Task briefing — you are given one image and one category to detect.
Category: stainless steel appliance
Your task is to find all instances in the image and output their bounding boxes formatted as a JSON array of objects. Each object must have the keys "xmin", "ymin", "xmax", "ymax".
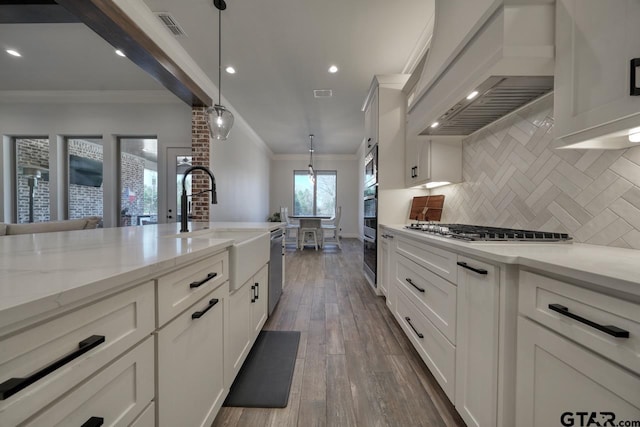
[
  {"xmin": 405, "ymin": 223, "xmax": 572, "ymax": 242},
  {"xmin": 268, "ymin": 228, "xmax": 284, "ymax": 315},
  {"xmin": 363, "ymin": 146, "xmax": 378, "ymax": 284}
]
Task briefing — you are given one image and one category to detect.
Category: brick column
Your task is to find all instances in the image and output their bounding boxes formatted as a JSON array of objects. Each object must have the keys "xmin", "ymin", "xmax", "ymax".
[{"xmin": 191, "ymin": 106, "xmax": 211, "ymax": 222}]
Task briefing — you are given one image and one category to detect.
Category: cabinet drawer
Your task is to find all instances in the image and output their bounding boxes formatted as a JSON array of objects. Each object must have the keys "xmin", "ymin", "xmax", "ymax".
[
  {"xmin": 516, "ymin": 317, "xmax": 640, "ymax": 427},
  {"xmin": 396, "ymin": 235, "xmax": 457, "ymax": 283},
  {"xmin": 519, "ymin": 270, "xmax": 640, "ymax": 374},
  {"xmin": 395, "ymin": 289, "xmax": 456, "ymax": 400},
  {"xmin": 0, "ymin": 282, "xmax": 154, "ymax": 426},
  {"xmin": 157, "ymin": 250, "xmax": 228, "ymax": 327},
  {"xmin": 395, "ymin": 253, "xmax": 457, "ymax": 343},
  {"xmin": 157, "ymin": 285, "xmax": 226, "ymax": 427},
  {"xmin": 24, "ymin": 336, "xmax": 154, "ymax": 427}
]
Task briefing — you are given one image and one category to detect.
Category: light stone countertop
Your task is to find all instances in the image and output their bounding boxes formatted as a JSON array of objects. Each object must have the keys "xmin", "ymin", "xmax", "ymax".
[
  {"xmin": 0, "ymin": 222, "xmax": 284, "ymax": 328},
  {"xmin": 383, "ymin": 224, "xmax": 640, "ymax": 299}
]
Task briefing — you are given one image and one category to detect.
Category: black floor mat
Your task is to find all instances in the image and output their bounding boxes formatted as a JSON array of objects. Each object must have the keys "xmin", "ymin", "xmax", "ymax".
[{"xmin": 223, "ymin": 330, "xmax": 300, "ymax": 408}]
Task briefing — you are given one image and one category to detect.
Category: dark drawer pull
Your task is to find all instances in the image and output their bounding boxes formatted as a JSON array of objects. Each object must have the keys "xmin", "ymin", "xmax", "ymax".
[
  {"xmin": 405, "ymin": 317, "xmax": 424, "ymax": 339},
  {"xmin": 251, "ymin": 285, "xmax": 256, "ymax": 303},
  {"xmin": 192, "ymin": 298, "xmax": 219, "ymax": 319},
  {"xmin": 81, "ymin": 417, "xmax": 104, "ymax": 427},
  {"xmin": 631, "ymin": 58, "xmax": 640, "ymax": 96},
  {"xmin": 405, "ymin": 278, "xmax": 425, "ymax": 293},
  {"xmin": 0, "ymin": 335, "xmax": 106, "ymax": 401},
  {"xmin": 457, "ymin": 261, "xmax": 488, "ymax": 275},
  {"xmin": 548, "ymin": 304, "xmax": 629, "ymax": 338},
  {"xmin": 190, "ymin": 272, "xmax": 218, "ymax": 288},
  {"xmin": 255, "ymin": 283, "xmax": 259, "ymax": 300}
]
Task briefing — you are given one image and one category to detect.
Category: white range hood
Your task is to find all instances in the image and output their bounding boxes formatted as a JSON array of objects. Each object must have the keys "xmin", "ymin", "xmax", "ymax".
[{"xmin": 406, "ymin": 0, "xmax": 555, "ymax": 138}]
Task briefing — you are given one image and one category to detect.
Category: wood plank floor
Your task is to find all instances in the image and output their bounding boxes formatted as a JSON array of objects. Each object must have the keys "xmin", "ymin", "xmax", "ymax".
[{"xmin": 212, "ymin": 239, "xmax": 466, "ymax": 427}]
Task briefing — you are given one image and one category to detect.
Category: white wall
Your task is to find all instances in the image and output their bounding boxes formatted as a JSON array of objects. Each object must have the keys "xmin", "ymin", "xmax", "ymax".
[
  {"xmin": 0, "ymin": 97, "xmax": 192, "ymax": 227},
  {"xmin": 270, "ymin": 154, "xmax": 360, "ymax": 238},
  {"xmin": 210, "ymin": 114, "xmax": 272, "ymax": 222}
]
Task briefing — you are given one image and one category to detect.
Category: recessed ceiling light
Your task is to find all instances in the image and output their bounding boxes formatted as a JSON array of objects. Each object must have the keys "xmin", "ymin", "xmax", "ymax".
[
  {"xmin": 225, "ymin": 66, "xmax": 236, "ymax": 74},
  {"xmin": 6, "ymin": 49, "xmax": 21, "ymax": 57},
  {"xmin": 115, "ymin": 49, "xmax": 126, "ymax": 57},
  {"xmin": 328, "ymin": 65, "xmax": 338, "ymax": 73},
  {"xmin": 466, "ymin": 90, "xmax": 479, "ymax": 100},
  {"xmin": 430, "ymin": 122, "xmax": 439, "ymax": 128}
]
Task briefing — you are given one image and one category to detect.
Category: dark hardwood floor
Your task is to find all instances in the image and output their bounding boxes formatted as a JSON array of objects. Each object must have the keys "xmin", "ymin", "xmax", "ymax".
[{"xmin": 212, "ymin": 239, "xmax": 466, "ymax": 427}]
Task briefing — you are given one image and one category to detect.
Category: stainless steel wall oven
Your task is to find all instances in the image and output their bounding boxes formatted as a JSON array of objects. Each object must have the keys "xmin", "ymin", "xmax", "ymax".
[{"xmin": 363, "ymin": 145, "xmax": 377, "ymax": 285}]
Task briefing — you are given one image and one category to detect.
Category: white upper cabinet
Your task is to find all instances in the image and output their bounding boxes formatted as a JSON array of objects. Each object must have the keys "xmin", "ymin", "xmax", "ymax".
[
  {"xmin": 554, "ymin": 0, "xmax": 640, "ymax": 149},
  {"xmin": 405, "ymin": 136, "xmax": 462, "ymax": 188}
]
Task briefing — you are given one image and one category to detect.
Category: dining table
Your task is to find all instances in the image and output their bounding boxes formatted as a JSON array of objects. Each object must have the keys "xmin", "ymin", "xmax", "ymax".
[{"xmin": 288, "ymin": 215, "xmax": 331, "ymax": 249}]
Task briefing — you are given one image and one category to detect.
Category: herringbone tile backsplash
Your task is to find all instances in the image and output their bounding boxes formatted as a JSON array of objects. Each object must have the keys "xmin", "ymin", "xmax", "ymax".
[{"xmin": 435, "ymin": 98, "xmax": 640, "ymax": 248}]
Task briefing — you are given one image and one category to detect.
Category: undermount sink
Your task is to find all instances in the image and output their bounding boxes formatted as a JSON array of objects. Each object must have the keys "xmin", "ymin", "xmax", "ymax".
[{"xmin": 165, "ymin": 229, "xmax": 270, "ymax": 291}]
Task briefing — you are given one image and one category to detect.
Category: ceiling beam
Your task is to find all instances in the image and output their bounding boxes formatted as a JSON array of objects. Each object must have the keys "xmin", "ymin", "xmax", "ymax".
[
  {"xmin": 55, "ymin": 0, "xmax": 212, "ymax": 107},
  {"xmin": 0, "ymin": 2, "xmax": 81, "ymax": 23}
]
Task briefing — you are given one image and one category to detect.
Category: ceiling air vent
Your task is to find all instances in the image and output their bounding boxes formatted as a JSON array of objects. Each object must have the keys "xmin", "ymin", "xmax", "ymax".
[
  {"xmin": 155, "ymin": 12, "xmax": 187, "ymax": 37},
  {"xmin": 314, "ymin": 89, "xmax": 333, "ymax": 98}
]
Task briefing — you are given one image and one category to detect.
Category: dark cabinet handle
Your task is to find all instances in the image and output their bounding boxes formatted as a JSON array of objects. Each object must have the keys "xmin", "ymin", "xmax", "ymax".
[
  {"xmin": 631, "ymin": 58, "xmax": 640, "ymax": 96},
  {"xmin": 0, "ymin": 335, "xmax": 106, "ymax": 401},
  {"xmin": 255, "ymin": 283, "xmax": 259, "ymax": 300},
  {"xmin": 405, "ymin": 317, "xmax": 424, "ymax": 338},
  {"xmin": 81, "ymin": 417, "xmax": 104, "ymax": 427},
  {"xmin": 191, "ymin": 298, "xmax": 219, "ymax": 319},
  {"xmin": 190, "ymin": 272, "xmax": 218, "ymax": 288},
  {"xmin": 457, "ymin": 261, "xmax": 488, "ymax": 275},
  {"xmin": 548, "ymin": 304, "xmax": 629, "ymax": 338},
  {"xmin": 405, "ymin": 278, "xmax": 425, "ymax": 293},
  {"xmin": 251, "ymin": 285, "xmax": 256, "ymax": 303}
]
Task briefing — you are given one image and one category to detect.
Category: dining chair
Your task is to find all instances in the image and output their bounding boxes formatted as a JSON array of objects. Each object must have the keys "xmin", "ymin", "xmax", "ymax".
[
  {"xmin": 298, "ymin": 218, "xmax": 320, "ymax": 250},
  {"xmin": 321, "ymin": 206, "xmax": 342, "ymax": 249},
  {"xmin": 280, "ymin": 207, "xmax": 299, "ymax": 246}
]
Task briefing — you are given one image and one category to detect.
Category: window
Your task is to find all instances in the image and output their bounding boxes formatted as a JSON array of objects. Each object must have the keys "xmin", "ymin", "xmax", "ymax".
[
  {"xmin": 67, "ymin": 138, "xmax": 104, "ymax": 220},
  {"xmin": 119, "ymin": 138, "xmax": 158, "ymax": 226},
  {"xmin": 16, "ymin": 138, "xmax": 50, "ymax": 223},
  {"xmin": 293, "ymin": 170, "xmax": 336, "ymax": 216}
]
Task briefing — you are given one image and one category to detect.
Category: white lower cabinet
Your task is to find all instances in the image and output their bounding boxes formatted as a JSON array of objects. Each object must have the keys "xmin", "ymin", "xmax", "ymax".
[
  {"xmin": 130, "ymin": 402, "xmax": 155, "ymax": 427},
  {"xmin": 157, "ymin": 284, "xmax": 226, "ymax": 427},
  {"xmin": 455, "ymin": 256, "xmax": 500, "ymax": 427},
  {"xmin": 24, "ymin": 336, "xmax": 154, "ymax": 427},
  {"xmin": 516, "ymin": 317, "xmax": 640, "ymax": 427},
  {"xmin": 226, "ymin": 264, "xmax": 269, "ymax": 387}
]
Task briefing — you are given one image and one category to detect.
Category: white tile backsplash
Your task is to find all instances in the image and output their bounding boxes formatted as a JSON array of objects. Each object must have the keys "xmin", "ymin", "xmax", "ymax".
[{"xmin": 434, "ymin": 98, "xmax": 640, "ymax": 248}]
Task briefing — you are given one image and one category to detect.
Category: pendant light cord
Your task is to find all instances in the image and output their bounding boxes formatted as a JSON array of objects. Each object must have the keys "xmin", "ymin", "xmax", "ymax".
[{"xmin": 218, "ymin": 6, "xmax": 222, "ymax": 106}]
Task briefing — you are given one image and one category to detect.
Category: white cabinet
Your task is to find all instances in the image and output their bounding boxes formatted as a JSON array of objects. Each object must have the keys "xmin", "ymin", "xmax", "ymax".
[
  {"xmin": 24, "ymin": 336, "xmax": 155, "ymax": 427},
  {"xmin": 225, "ymin": 263, "xmax": 269, "ymax": 387},
  {"xmin": 157, "ymin": 284, "xmax": 226, "ymax": 427},
  {"xmin": 554, "ymin": 0, "xmax": 640, "ymax": 149},
  {"xmin": 516, "ymin": 317, "xmax": 640, "ymax": 427},
  {"xmin": 455, "ymin": 256, "xmax": 499, "ymax": 427},
  {"xmin": 405, "ymin": 136, "xmax": 462, "ymax": 188},
  {"xmin": 364, "ymin": 86, "xmax": 379, "ymax": 149},
  {"xmin": 378, "ymin": 230, "xmax": 393, "ymax": 299},
  {"xmin": 516, "ymin": 269, "xmax": 640, "ymax": 427}
]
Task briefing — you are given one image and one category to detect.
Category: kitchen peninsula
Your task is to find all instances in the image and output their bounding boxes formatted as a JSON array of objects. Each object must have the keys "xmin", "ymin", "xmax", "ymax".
[{"xmin": 0, "ymin": 222, "xmax": 283, "ymax": 427}]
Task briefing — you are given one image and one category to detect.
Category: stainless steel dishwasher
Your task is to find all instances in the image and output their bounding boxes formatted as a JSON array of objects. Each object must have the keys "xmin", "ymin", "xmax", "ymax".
[{"xmin": 268, "ymin": 228, "xmax": 284, "ymax": 316}]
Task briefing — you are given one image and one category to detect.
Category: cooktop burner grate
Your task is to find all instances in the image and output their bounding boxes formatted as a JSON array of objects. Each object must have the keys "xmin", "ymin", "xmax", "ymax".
[{"xmin": 405, "ymin": 223, "xmax": 572, "ymax": 242}]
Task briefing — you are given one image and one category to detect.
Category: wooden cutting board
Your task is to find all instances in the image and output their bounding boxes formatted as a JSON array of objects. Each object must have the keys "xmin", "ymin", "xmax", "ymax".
[{"xmin": 409, "ymin": 195, "xmax": 445, "ymax": 221}]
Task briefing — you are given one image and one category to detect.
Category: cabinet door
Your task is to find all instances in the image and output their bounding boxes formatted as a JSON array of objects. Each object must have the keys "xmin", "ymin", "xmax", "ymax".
[
  {"xmin": 225, "ymin": 280, "xmax": 253, "ymax": 387},
  {"xmin": 516, "ymin": 317, "xmax": 640, "ymax": 427},
  {"xmin": 157, "ymin": 285, "xmax": 226, "ymax": 427},
  {"xmin": 455, "ymin": 256, "xmax": 499, "ymax": 427},
  {"xmin": 405, "ymin": 135, "xmax": 418, "ymax": 187},
  {"xmin": 378, "ymin": 235, "xmax": 390, "ymax": 297},
  {"xmin": 251, "ymin": 264, "xmax": 269, "ymax": 338},
  {"xmin": 369, "ymin": 88, "xmax": 379, "ymax": 146},
  {"xmin": 554, "ymin": 0, "xmax": 640, "ymax": 146}
]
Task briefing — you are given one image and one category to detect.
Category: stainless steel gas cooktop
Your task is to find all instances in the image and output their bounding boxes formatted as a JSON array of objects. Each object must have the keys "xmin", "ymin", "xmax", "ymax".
[{"xmin": 405, "ymin": 223, "xmax": 572, "ymax": 242}]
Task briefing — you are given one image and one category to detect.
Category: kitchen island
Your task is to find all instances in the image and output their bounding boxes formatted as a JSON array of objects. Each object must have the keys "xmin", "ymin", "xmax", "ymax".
[
  {"xmin": 0, "ymin": 221, "xmax": 283, "ymax": 427},
  {"xmin": 379, "ymin": 224, "xmax": 640, "ymax": 427}
]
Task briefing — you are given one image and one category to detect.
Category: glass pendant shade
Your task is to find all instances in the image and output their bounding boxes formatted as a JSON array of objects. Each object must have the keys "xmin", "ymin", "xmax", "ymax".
[{"xmin": 206, "ymin": 104, "xmax": 234, "ymax": 140}]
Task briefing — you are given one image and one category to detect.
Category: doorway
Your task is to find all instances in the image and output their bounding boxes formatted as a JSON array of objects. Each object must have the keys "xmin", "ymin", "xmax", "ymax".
[{"xmin": 167, "ymin": 147, "xmax": 193, "ymax": 224}]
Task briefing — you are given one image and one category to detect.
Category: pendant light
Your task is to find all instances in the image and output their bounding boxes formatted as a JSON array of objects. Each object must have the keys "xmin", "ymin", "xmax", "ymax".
[
  {"xmin": 206, "ymin": 0, "xmax": 234, "ymax": 140},
  {"xmin": 308, "ymin": 134, "xmax": 315, "ymax": 183}
]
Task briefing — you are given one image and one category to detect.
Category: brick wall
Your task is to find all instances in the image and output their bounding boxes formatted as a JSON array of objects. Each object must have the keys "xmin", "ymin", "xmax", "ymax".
[
  {"xmin": 16, "ymin": 139, "xmax": 50, "ymax": 223},
  {"xmin": 120, "ymin": 153, "xmax": 146, "ymax": 226},
  {"xmin": 191, "ymin": 107, "xmax": 211, "ymax": 222}
]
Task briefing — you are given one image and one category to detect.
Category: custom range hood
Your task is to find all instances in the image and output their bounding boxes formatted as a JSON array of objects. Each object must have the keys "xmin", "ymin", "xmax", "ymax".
[{"xmin": 406, "ymin": 0, "xmax": 555, "ymax": 138}]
